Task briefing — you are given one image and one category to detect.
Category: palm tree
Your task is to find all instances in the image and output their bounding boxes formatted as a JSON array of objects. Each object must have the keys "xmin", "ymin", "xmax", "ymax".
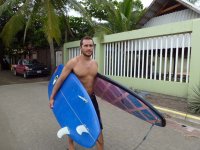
[
  {"xmin": 93, "ymin": 0, "xmax": 146, "ymax": 41},
  {"xmin": 0, "ymin": 0, "xmax": 94, "ymax": 73}
]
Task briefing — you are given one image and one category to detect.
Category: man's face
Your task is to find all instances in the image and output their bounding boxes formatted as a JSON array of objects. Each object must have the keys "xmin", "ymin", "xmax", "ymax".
[{"xmin": 79, "ymin": 39, "xmax": 94, "ymax": 57}]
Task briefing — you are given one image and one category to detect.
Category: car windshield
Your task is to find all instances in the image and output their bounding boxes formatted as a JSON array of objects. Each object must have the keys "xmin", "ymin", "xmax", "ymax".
[{"xmin": 23, "ymin": 59, "xmax": 41, "ymax": 65}]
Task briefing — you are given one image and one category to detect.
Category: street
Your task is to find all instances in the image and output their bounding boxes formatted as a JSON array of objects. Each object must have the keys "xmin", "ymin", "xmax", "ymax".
[{"xmin": 0, "ymin": 80, "xmax": 200, "ymax": 150}]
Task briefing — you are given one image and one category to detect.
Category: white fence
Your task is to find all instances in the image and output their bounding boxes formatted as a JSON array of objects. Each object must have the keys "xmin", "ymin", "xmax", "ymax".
[
  {"xmin": 104, "ymin": 33, "xmax": 191, "ymax": 83},
  {"xmin": 68, "ymin": 45, "xmax": 96, "ymax": 60}
]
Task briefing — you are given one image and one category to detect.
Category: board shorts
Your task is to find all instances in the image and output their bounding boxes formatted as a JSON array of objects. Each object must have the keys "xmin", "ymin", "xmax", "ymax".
[{"xmin": 90, "ymin": 93, "xmax": 103, "ymax": 130}]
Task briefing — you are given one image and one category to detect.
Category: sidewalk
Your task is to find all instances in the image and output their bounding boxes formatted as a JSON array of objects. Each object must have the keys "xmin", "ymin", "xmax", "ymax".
[{"xmin": 0, "ymin": 82, "xmax": 200, "ymax": 150}]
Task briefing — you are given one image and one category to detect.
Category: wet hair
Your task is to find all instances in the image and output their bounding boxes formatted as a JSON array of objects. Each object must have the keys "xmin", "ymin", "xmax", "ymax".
[{"xmin": 80, "ymin": 36, "xmax": 94, "ymax": 46}]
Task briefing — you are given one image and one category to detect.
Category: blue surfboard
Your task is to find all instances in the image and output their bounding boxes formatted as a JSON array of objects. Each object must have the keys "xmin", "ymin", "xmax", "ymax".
[{"xmin": 48, "ymin": 65, "xmax": 101, "ymax": 148}]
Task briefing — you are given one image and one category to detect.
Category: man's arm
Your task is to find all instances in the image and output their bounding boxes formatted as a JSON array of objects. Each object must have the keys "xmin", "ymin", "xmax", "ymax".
[{"xmin": 49, "ymin": 59, "xmax": 76, "ymax": 109}]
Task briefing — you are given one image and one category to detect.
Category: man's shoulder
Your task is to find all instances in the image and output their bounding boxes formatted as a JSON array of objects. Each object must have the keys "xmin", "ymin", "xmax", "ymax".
[
  {"xmin": 69, "ymin": 56, "xmax": 79, "ymax": 63},
  {"xmin": 65, "ymin": 57, "xmax": 79, "ymax": 68},
  {"xmin": 92, "ymin": 59, "xmax": 98, "ymax": 64}
]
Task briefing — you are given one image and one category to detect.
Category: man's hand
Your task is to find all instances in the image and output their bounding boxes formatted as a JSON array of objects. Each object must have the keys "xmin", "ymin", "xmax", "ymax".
[{"xmin": 49, "ymin": 98, "xmax": 54, "ymax": 109}]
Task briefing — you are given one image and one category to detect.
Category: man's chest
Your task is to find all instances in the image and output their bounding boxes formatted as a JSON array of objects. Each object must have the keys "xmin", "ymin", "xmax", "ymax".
[{"xmin": 73, "ymin": 63, "xmax": 98, "ymax": 78}]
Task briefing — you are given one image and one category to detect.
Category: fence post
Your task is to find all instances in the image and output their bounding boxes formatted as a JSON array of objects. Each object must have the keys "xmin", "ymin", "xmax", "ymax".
[
  {"xmin": 188, "ymin": 19, "xmax": 200, "ymax": 101},
  {"xmin": 94, "ymin": 38, "xmax": 104, "ymax": 74},
  {"xmin": 63, "ymin": 43, "xmax": 69, "ymax": 65}
]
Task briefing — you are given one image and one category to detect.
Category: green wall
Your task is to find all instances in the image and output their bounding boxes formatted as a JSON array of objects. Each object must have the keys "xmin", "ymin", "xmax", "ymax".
[{"xmin": 63, "ymin": 19, "xmax": 200, "ymax": 98}]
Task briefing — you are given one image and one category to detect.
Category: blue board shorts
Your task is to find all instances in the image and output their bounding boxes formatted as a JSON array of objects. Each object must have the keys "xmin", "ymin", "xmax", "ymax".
[{"xmin": 90, "ymin": 93, "xmax": 103, "ymax": 130}]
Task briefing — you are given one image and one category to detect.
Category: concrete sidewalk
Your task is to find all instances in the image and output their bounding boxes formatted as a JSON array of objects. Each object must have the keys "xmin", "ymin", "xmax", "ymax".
[{"xmin": 0, "ymin": 82, "xmax": 200, "ymax": 150}]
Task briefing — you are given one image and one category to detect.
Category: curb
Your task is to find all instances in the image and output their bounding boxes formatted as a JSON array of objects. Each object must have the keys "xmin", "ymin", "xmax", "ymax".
[{"xmin": 153, "ymin": 105, "xmax": 200, "ymax": 125}]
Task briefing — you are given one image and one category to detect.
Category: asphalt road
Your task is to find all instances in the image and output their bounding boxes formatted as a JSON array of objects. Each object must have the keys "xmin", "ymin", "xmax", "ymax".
[
  {"xmin": 0, "ymin": 70, "xmax": 50, "ymax": 150},
  {"xmin": 0, "ymin": 70, "xmax": 50, "ymax": 85},
  {"xmin": 0, "ymin": 70, "xmax": 200, "ymax": 150}
]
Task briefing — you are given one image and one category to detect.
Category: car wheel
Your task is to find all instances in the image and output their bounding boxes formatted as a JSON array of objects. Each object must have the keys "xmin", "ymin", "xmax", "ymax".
[
  {"xmin": 14, "ymin": 69, "xmax": 18, "ymax": 76},
  {"xmin": 24, "ymin": 71, "xmax": 28, "ymax": 79}
]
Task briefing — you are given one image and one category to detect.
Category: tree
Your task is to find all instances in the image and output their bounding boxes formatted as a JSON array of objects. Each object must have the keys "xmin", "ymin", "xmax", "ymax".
[
  {"xmin": 79, "ymin": 0, "xmax": 119, "ymax": 21},
  {"xmin": 0, "ymin": 4, "xmax": 25, "ymax": 70},
  {"xmin": 93, "ymin": 0, "xmax": 146, "ymax": 41},
  {"xmin": 64, "ymin": 16, "xmax": 94, "ymax": 42},
  {"xmin": 187, "ymin": 0, "xmax": 199, "ymax": 4},
  {"xmin": 0, "ymin": 0, "xmax": 94, "ymax": 73},
  {"xmin": 132, "ymin": 0, "xmax": 144, "ymax": 10}
]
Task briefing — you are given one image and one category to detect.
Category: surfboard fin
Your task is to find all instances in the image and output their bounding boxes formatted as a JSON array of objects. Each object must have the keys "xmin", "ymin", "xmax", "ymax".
[
  {"xmin": 57, "ymin": 127, "xmax": 70, "ymax": 138},
  {"xmin": 76, "ymin": 125, "xmax": 89, "ymax": 135}
]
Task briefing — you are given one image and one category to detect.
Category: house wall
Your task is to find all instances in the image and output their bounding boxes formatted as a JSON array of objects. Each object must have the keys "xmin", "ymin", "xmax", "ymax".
[
  {"xmin": 63, "ymin": 19, "xmax": 200, "ymax": 99},
  {"xmin": 142, "ymin": 9, "xmax": 200, "ymax": 28},
  {"xmin": 37, "ymin": 46, "xmax": 63, "ymax": 69},
  {"xmin": 56, "ymin": 51, "xmax": 62, "ymax": 66},
  {"xmin": 139, "ymin": 9, "xmax": 200, "ymax": 49}
]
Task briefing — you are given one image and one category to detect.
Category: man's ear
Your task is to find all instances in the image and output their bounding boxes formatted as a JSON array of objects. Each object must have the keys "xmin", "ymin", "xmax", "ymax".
[{"xmin": 79, "ymin": 46, "xmax": 82, "ymax": 50}]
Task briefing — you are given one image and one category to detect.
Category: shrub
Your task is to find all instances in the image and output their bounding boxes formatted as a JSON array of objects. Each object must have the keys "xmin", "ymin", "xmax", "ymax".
[{"xmin": 188, "ymin": 84, "xmax": 200, "ymax": 114}]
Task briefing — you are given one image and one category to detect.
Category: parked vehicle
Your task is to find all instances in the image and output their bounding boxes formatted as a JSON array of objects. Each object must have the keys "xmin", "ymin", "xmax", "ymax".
[{"xmin": 12, "ymin": 59, "xmax": 49, "ymax": 79}]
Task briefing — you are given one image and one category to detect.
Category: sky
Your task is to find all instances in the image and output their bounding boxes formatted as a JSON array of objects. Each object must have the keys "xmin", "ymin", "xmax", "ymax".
[{"xmin": 68, "ymin": 0, "xmax": 200, "ymax": 17}]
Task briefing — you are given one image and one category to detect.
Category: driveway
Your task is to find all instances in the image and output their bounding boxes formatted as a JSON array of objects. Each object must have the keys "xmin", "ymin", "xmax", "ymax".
[{"xmin": 0, "ymin": 70, "xmax": 50, "ymax": 85}]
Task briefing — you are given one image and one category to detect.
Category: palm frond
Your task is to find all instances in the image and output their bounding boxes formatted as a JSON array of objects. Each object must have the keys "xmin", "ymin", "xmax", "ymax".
[
  {"xmin": 0, "ymin": 0, "xmax": 20, "ymax": 15},
  {"xmin": 66, "ymin": 16, "xmax": 74, "ymax": 38},
  {"xmin": 42, "ymin": 0, "xmax": 61, "ymax": 44},
  {"xmin": 87, "ymin": 27, "xmax": 95, "ymax": 36},
  {"xmin": 0, "ymin": 0, "xmax": 9, "ymax": 15},
  {"xmin": 23, "ymin": 1, "xmax": 41, "ymax": 44},
  {"xmin": 103, "ymin": 0, "xmax": 117, "ymax": 19},
  {"xmin": 120, "ymin": 0, "xmax": 133, "ymax": 20},
  {"xmin": 120, "ymin": 12, "xmax": 128, "ymax": 31},
  {"xmin": 23, "ymin": 16, "xmax": 32, "ymax": 44},
  {"xmin": 0, "ymin": 1, "xmax": 31, "ymax": 47},
  {"xmin": 52, "ymin": 0, "xmax": 66, "ymax": 13},
  {"xmin": 9, "ymin": 0, "xmax": 18, "ymax": 7},
  {"xmin": 130, "ymin": 10, "xmax": 141, "ymax": 20},
  {"xmin": 52, "ymin": 1, "xmax": 74, "ymax": 38},
  {"xmin": 113, "ymin": 10, "xmax": 124, "ymax": 32},
  {"xmin": 68, "ymin": 0, "xmax": 94, "ymax": 27},
  {"xmin": 0, "ymin": 0, "xmax": 5, "ymax": 3},
  {"xmin": 129, "ymin": 8, "xmax": 146, "ymax": 30},
  {"xmin": 87, "ymin": 0, "xmax": 101, "ymax": 5},
  {"xmin": 94, "ymin": 25, "xmax": 114, "ymax": 42}
]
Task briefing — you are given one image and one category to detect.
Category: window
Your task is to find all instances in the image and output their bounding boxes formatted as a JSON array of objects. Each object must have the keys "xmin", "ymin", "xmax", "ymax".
[{"xmin": 18, "ymin": 60, "xmax": 22, "ymax": 65}]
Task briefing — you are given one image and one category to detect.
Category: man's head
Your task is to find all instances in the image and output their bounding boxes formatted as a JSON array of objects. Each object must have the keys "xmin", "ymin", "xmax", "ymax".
[
  {"xmin": 80, "ymin": 36, "xmax": 94, "ymax": 47},
  {"xmin": 79, "ymin": 36, "xmax": 94, "ymax": 57}
]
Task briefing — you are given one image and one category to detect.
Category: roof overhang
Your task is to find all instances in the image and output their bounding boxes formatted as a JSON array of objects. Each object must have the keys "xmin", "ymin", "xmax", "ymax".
[{"xmin": 135, "ymin": 0, "xmax": 200, "ymax": 29}]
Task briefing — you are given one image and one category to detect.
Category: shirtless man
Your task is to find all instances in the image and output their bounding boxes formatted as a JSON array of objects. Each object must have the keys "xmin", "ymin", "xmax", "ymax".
[{"xmin": 49, "ymin": 36, "xmax": 104, "ymax": 150}]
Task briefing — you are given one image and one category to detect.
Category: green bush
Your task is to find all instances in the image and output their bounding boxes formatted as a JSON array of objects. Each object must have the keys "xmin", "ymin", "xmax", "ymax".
[{"xmin": 188, "ymin": 84, "xmax": 200, "ymax": 114}]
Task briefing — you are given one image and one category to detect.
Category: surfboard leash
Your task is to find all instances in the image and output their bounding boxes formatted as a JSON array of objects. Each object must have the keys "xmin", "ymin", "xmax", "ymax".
[
  {"xmin": 120, "ymin": 98, "xmax": 162, "ymax": 149},
  {"xmin": 133, "ymin": 118, "xmax": 158, "ymax": 150},
  {"xmin": 117, "ymin": 100, "xmax": 159, "ymax": 149}
]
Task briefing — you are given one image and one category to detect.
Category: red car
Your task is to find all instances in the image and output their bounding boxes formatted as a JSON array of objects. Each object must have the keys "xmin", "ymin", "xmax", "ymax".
[{"xmin": 12, "ymin": 59, "xmax": 49, "ymax": 79}]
